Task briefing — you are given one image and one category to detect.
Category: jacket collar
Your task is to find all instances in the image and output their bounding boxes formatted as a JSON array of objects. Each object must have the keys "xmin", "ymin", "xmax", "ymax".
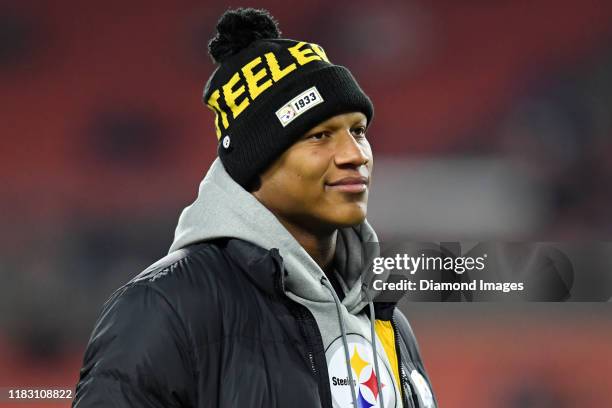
[
  {"xmin": 224, "ymin": 238, "xmax": 286, "ymax": 297},
  {"xmin": 223, "ymin": 238, "xmax": 399, "ymax": 317}
]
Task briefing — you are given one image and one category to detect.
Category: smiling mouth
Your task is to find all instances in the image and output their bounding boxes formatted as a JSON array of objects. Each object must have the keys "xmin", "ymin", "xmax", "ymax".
[{"xmin": 325, "ymin": 177, "xmax": 369, "ymax": 193}]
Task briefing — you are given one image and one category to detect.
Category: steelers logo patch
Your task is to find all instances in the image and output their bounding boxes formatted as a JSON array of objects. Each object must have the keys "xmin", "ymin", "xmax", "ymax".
[
  {"xmin": 276, "ymin": 105, "xmax": 296, "ymax": 125},
  {"xmin": 326, "ymin": 334, "xmax": 397, "ymax": 408}
]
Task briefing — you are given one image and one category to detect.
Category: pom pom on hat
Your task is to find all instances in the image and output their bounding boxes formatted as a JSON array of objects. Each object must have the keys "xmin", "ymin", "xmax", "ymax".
[{"xmin": 208, "ymin": 8, "xmax": 281, "ymax": 64}]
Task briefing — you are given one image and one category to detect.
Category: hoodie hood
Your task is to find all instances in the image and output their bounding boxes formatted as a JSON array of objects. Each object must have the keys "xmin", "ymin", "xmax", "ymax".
[{"xmin": 169, "ymin": 158, "xmax": 380, "ymax": 314}]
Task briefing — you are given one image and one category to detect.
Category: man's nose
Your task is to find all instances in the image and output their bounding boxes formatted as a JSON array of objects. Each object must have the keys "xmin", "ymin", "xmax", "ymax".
[{"xmin": 333, "ymin": 130, "xmax": 369, "ymax": 167}]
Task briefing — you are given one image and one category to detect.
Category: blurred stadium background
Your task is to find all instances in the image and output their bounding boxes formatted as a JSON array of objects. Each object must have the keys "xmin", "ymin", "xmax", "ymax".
[{"xmin": 1, "ymin": 0, "xmax": 612, "ymax": 407}]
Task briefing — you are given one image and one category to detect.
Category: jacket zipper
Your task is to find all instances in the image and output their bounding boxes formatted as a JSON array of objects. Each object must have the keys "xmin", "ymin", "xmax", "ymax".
[
  {"xmin": 283, "ymin": 299, "xmax": 333, "ymax": 408},
  {"xmin": 391, "ymin": 316, "xmax": 415, "ymax": 408},
  {"xmin": 271, "ymin": 253, "xmax": 332, "ymax": 407}
]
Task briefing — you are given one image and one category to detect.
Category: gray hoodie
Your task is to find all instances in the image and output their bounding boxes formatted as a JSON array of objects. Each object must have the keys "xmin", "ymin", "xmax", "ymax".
[{"xmin": 169, "ymin": 158, "xmax": 402, "ymax": 408}]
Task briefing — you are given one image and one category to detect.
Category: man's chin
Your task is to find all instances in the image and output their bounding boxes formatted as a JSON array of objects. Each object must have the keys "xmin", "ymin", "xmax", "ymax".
[{"xmin": 330, "ymin": 207, "xmax": 368, "ymax": 228}]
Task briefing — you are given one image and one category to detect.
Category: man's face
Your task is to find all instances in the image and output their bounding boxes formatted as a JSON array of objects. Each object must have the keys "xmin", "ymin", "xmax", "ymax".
[{"xmin": 253, "ymin": 111, "xmax": 373, "ymax": 233}]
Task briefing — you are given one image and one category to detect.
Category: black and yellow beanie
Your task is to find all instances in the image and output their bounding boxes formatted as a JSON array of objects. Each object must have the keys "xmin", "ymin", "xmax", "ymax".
[{"xmin": 203, "ymin": 8, "xmax": 374, "ymax": 189}]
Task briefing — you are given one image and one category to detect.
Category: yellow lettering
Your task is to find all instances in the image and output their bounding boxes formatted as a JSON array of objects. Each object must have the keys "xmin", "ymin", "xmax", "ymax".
[
  {"xmin": 242, "ymin": 56, "xmax": 273, "ymax": 100},
  {"xmin": 310, "ymin": 44, "xmax": 330, "ymax": 62},
  {"xmin": 264, "ymin": 52, "xmax": 297, "ymax": 82},
  {"xmin": 288, "ymin": 42, "xmax": 321, "ymax": 65},
  {"xmin": 206, "ymin": 89, "xmax": 229, "ymax": 138},
  {"xmin": 222, "ymin": 72, "xmax": 250, "ymax": 119}
]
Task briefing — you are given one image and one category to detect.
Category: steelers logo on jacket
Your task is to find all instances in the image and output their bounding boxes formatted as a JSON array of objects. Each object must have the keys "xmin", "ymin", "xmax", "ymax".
[{"xmin": 326, "ymin": 334, "xmax": 397, "ymax": 408}]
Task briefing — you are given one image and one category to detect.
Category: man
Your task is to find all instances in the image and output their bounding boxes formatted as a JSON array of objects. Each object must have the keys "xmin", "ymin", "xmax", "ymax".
[{"xmin": 72, "ymin": 8, "xmax": 436, "ymax": 408}]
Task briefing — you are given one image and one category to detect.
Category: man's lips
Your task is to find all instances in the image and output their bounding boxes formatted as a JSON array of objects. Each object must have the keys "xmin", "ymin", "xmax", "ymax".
[{"xmin": 325, "ymin": 176, "xmax": 369, "ymax": 193}]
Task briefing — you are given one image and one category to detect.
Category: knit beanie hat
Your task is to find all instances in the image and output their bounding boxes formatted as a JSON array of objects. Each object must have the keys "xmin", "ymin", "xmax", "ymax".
[{"xmin": 203, "ymin": 8, "xmax": 374, "ymax": 189}]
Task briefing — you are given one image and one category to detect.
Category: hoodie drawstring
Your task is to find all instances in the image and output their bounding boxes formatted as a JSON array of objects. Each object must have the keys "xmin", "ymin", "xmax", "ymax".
[
  {"xmin": 364, "ymin": 289, "xmax": 385, "ymax": 408},
  {"xmin": 321, "ymin": 277, "xmax": 385, "ymax": 408},
  {"xmin": 321, "ymin": 276, "xmax": 358, "ymax": 408}
]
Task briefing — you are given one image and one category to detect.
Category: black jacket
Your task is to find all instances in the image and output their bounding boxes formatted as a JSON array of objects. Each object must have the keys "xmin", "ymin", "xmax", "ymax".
[{"xmin": 73, "ymin": 238, "xmax": 436, "ymax": 407}]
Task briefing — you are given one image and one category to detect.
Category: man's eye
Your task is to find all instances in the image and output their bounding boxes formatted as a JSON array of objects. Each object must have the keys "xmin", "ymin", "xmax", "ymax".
[
  {"xmin": 308, "ymin": 132, "xmax": 327, "ymax": 140},
  {"xmin": 352, "ymin": 126, "xmax": 367, "ymax": 138}
]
